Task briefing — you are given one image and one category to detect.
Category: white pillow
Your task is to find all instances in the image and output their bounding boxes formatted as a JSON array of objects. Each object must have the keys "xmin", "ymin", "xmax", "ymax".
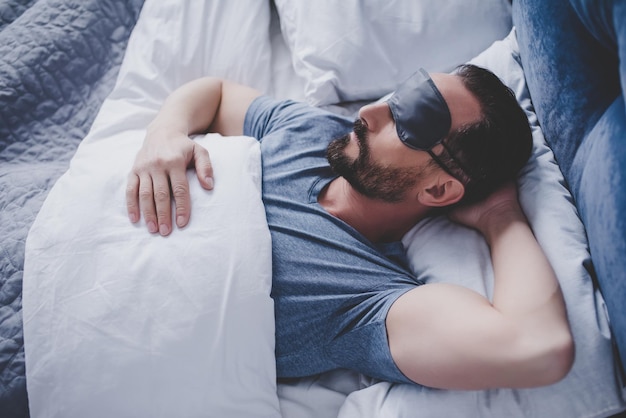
[
  {"xmin": 23, "ymin": 0, "xmax": 281, "ymax": 417},
  {"xmin": 92, "ymin": 0, "xmax": 274, "ymax": 136},
  {"xmin": 274, "ymin": 0, "xmax": 512, "ymax": 106},
  {"xmin": 336, "ymin": 29, "xmax": 626, "ymax": 418}
]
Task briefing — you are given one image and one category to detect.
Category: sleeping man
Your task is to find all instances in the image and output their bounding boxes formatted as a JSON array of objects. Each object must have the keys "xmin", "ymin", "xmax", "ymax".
[{"xmin": 125, "ymin": 64, "xmax": 574, "ymax": 389}]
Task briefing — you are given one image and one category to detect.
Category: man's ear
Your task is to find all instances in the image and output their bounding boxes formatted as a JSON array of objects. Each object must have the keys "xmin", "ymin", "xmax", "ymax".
[{"xmin": 418, "ymin": 178, "xmax": 465, "ymax": 207}]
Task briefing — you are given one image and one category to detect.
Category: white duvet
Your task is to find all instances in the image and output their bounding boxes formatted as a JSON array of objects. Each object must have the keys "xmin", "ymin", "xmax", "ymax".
[
  {"xmin": 24, "ymin": 1, "xmax": 280, "ymax": 417},
  {"xmin": 23, "ymin": 0, "xmax": 626, "ymax": 417}
]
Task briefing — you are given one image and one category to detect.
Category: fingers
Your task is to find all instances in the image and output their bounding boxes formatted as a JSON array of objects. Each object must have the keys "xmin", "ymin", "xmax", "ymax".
[
  {"xmin": 128, "ymin": 172, "xmax": 159, "ymax": 234},
  {"xmin": 126, "ymin": 139, "xmax": 213, "ymax": 235},
  {"xmin": 136, "ymin": 174, "xmax": 158, "ymax": 234},
  {"xmin": 127, "ymin": 170, "xmax": 172, "ymax": 236},
  {"xmin": 169, "ymin": 168, "xmax": 191, "ymax": 228},
  {"xmin": 126, "ymin": 165, "xmax": 195, "ymax": 235},
  {"xmin": 126, "ymin": 174, "xmax": 141, "ymax": 224},
  {"xmin": 152, "ymin": 173, "xmax": 172, "ymax": 236},
  {"xmin": 193, "ymin": 144, "xmax": 214, "ymax": 190}
]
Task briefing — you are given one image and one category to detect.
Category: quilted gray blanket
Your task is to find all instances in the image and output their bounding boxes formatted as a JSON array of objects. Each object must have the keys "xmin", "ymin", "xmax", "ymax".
[{"xmin": 0, "ymin": 0, "xmax": 144, "ymax": 416}]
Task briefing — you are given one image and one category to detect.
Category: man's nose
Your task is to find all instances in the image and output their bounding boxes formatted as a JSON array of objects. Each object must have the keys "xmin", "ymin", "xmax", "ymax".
[{"xmin": 358, "ymin": 102, "xmax": 390, "ymax": 133}]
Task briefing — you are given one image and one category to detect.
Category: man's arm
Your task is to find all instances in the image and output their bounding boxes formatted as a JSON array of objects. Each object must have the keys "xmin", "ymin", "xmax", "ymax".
[
  {"xmin": 386, "ymin": 184, "xmax": 574, "ymax": 389},
  {"xmin": 126, "ymin": 78, "xmax": 261, "ymax": 236}
]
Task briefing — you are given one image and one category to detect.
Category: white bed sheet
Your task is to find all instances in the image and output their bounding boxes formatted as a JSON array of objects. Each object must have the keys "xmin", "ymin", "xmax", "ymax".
[{"xmin": 24, "ymin": 1, "xmax": 280, "ymax": 417}]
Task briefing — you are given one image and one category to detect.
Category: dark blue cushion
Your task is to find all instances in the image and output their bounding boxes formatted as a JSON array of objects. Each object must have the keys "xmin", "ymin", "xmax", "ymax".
[{"xmin": 514, "ymin": 0, "xmax": 626, "ymax": 369}]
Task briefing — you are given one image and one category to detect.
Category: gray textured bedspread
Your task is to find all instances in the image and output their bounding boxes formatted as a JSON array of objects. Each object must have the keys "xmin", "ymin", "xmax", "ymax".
[{"xmin": 0, "ymin": 1, "xmax": 144, "ymax": 416}]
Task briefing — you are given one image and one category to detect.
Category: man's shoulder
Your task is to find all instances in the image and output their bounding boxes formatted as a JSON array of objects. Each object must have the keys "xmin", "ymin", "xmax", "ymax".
[
  {"xmin": 249, "ymin": 96, "xmax": 338, "ymax": 121},
  {"xmin": 245, "ymin": 95, "xmax": 352, "ymax": 139}
]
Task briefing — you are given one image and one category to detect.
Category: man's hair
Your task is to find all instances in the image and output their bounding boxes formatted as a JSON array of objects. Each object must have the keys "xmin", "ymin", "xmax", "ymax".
[{"xmin": 434, "ymin": 64, "xmax": 533, "ymax": 204}]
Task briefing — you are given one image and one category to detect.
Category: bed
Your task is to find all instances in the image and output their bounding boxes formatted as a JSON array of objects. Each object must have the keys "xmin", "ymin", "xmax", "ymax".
[
  {"xmin": 0, "ymin": 0, "xmax": 144, "ymax": 415},
  {"xmin": 2, "ymin": 0, "xmax": 626, "ymax": 417}
]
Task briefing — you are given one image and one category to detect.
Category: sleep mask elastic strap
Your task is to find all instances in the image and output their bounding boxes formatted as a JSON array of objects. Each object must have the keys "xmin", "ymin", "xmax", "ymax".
[{"xmin": 387, "ymin": 68, "xmax": 451, "ymax": 151}]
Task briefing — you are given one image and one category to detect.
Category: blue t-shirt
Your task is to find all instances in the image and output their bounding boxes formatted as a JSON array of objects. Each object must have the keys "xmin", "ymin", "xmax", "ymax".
[{"xmin": 244, "ymin": 96, "xmax": 423, "ymax": 384}]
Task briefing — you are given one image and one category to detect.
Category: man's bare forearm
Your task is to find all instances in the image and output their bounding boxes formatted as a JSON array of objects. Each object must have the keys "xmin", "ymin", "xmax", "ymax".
[
  {"xmin": 147, "ymin": 77, "xmax": 224, "ymax": 138},
  {"xmin": 480, "ymin": 208, "xmax": 574, "ymax": 384},
  {"xmin": 481, "ymin": 211, "xmax": 562, "ymax": 314}
]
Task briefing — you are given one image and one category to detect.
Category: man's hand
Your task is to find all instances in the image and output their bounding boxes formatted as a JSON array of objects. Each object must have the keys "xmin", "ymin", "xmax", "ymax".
[
  {"xmin": 124, "ymin": 77, "xmax": 260, "ymax": 235},
  {"xmin": 126, "ymin": 126, "xmax": 214, "ymax": 236},
  {"xmin": 447, "ymin": 182, "xmax": 524, "ymax": 239}
]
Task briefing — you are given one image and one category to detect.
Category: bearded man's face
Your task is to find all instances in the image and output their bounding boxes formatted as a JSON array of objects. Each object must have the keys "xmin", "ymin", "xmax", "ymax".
[{"xmin": 326, "ymin": 119, "xmax": 420, "ymax": 203}]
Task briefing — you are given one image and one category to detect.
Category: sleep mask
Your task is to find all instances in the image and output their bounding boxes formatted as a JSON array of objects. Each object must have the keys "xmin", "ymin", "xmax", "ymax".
[{"xmin": 387, "ymin": 68, "xmax": 451, "ymax": 151}]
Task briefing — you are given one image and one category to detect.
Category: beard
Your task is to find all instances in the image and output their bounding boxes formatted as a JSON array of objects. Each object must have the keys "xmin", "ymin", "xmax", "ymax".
[{"xmin": 326, "ymin": 119, "xmax": 420, "ymax": 203}]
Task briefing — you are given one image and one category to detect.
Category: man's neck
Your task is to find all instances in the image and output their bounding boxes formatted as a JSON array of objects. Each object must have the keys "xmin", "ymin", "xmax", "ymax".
[{"xmin": 318, "ymin": 177, "xmax": 431, "ymax": 243}]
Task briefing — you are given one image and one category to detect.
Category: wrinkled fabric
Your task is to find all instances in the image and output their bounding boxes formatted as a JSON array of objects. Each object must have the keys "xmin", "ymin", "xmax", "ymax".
[{"xmin": 0, "ymin": 1, "xmax": 144, "ymax": 416}]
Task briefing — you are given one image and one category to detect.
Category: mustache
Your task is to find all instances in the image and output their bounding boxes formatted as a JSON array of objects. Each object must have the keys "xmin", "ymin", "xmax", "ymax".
[{"xmin": 353, "ymin": 118, "xmax": 368, "ymax": 147}]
